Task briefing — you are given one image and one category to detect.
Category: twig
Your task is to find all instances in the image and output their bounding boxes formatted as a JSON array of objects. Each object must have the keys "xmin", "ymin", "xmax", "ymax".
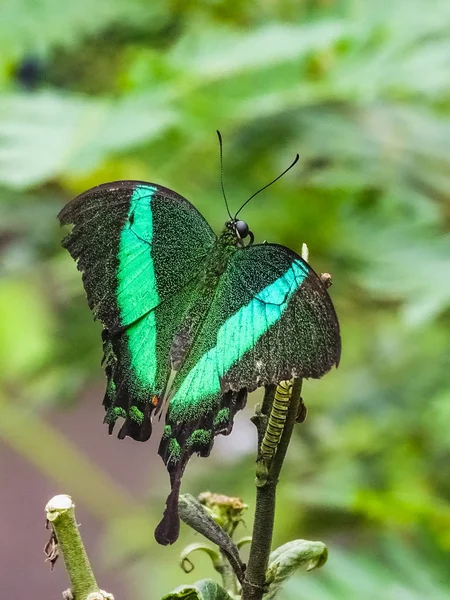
[
  {"xmin": 45, "ymin": 494, "xmax": 113, "ymax": 600},
  {"xmin": 242, "ymin": 379, "xmax": 303, "ymax": 600}
]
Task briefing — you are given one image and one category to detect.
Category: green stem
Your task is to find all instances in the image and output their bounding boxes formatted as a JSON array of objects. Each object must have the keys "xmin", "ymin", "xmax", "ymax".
[
  {"xmin": 242, "ymin": 379, "xmax": 302, "ymax": 600},
  {"xmin": 45, "ymin": 495, "xmax": 102, "ymax": 600}
]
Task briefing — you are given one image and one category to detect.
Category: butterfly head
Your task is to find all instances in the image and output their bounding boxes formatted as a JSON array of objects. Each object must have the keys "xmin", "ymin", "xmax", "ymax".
[
  {"xmin": 226, "ymin": 218, "xmax": 254, "ymax": 247},
  {"xmin": 216, "ymin": 130, "xmax": 298, "ymax": 249}
]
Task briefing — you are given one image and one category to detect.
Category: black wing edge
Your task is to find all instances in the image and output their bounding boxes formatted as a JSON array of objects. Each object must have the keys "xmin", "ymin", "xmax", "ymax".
[{"xmin": 58, "ymin": 180, "xmax": 213, "ymax": 230}]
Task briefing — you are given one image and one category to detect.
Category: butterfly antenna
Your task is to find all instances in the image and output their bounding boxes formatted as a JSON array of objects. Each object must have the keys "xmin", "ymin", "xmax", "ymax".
[
  {"xmin": 235, "ymin": 154, "xmax": 300, "ymax": 218},
  {"xmin": 217, "ymin": 130, "xmax": 232, "ymax": 219}
]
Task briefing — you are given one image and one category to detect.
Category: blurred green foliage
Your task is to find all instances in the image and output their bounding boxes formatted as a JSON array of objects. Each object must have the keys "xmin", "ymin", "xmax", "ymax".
[{"xmin": 0, "ymin": 0, "xmax": 449, "ymax": 598}]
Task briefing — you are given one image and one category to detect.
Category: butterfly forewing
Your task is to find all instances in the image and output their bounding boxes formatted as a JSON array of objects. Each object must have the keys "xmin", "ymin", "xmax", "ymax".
[{"xmin": 59, "ymin": 181, "xmax": 216, "ymax": 439}]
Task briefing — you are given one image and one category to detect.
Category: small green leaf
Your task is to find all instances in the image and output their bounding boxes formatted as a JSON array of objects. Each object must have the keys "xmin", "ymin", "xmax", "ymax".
[
  {"xmin": 236, "ymin": 536, "xmax": 252, "ymax": 550},
  {"xmin": 162, "ymin": 579, "xmax": 234, "ymax": 600},
  {"xmin": 265, "ymin": 539, "xmax": 328, "ymax": 599},
  {"xmin": 179, "ymin": 543, "xmax": 222, "ymax": 574},
  {"xmin": 178, "ymin": 494, "xmax": 245, "ymax": 584}
]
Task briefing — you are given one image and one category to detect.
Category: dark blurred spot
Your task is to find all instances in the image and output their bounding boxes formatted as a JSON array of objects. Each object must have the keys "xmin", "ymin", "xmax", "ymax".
[
  {"xmin": 45, "ymin": 17, "xmax": 181, "ymax": 94},
  {"xmin": 357, "ymin": 186, "xmax": 382, "ymax": 209},
  {"xmin": 304, "ymin": 156, "xmax": 332, "ymax": 171},
  {"xmin": 15, "ymin": 57, "xmax": 44, "ymax": 90}
]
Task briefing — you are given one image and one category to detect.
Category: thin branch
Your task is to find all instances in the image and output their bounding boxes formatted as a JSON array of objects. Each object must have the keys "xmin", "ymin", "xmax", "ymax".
[
  {"xmin": 242, "ymin": 379, "xmax": 303, "ymax": 600},
  {"xmin": 45, "ymin": 494, "xmax": 113, "ymax": 600}
]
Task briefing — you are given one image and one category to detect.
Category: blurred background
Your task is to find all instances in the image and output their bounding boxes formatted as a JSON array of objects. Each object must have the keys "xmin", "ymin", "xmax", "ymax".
[{"xmin": 1, "ymin": 0, "xmax": 449, "ymax": 598}]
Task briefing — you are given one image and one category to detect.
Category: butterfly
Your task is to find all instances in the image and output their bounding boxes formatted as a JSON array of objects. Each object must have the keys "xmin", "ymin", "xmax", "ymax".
[{"xmin": 58, "ymin": 136, "xmax": 341, "ymax": 545}]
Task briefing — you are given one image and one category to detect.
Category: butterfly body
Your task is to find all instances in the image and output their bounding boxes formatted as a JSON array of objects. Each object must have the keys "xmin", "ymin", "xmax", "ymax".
[{"xmin": 59, "ymin": 179, "xmax": 341, "ymax": 545}]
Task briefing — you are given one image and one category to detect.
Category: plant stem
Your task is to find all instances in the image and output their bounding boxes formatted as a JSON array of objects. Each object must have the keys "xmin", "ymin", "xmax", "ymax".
[
  {"xmin": 45, "ymin": 494, "xmax": 103, "ymax": 600},
  {"xmin": 242, "ymin": 379, "xmax": 302, "ymax": 600}
]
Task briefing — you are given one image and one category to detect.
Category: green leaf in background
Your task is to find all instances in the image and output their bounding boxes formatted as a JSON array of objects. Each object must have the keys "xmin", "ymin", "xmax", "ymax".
[
  {"xmin": 0, "ymin": 93, "xmax": 176, "ymax": 188},
  {"xmin": 162, "ymin": 579, "xmax": 234, "ymax": 600},
  {"xmin": 283, "ymin": 537, "xmax": 450, "ymax": 600},
  {"xmin": 0, "ymin": 278, "xmax": 54, "ymax": 378},
  {"xmin": 265, "ymin": 540, "xmax": 328, "ymax": 600},
  {"xmin": 0, "ymin": 0, "xmax": 169, "ymax": 62}
]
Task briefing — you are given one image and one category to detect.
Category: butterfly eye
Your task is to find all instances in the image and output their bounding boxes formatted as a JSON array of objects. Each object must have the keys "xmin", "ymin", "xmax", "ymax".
[{"xmin": 235, "ymin": 220, "xmax": 249, "ymax": 239}]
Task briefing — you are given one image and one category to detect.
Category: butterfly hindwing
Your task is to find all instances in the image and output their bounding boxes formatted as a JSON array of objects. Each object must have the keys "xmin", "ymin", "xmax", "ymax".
[{"xmin": 155, "ymin": 243, "xmax": 340, "ymax": 544}]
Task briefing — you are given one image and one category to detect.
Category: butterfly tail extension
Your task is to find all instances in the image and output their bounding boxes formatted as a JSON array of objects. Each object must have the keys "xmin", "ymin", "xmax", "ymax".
[
  {"xmin": 154, "ymin": 457, "xmax": 186, "ymax": 545},
  {"xmin": 155, "ymin": 388, "xmax": 248, "ymax": 545}
]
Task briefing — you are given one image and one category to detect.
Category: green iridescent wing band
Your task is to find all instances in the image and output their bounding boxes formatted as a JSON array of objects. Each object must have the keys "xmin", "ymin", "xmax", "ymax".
[
  {"xmin": 59, "ymin": 181, "xmax": 216, "ymax": 440},
  {"xmin": 59, "ymin": 181, "xmax": 216, "ymax": 327},
  {"xmin": 155, "ymin": 244, "xmax": 340, "ymax": 544}
]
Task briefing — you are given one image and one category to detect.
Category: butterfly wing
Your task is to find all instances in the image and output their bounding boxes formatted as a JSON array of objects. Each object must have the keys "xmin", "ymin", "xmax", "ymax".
[
  {"xmin": 155, "ymin": 242, "xmax": 340, "ymax": 544},
  {"xmin": 219, "ymin": 243, "xmax": 341, "ymax": 385},
  {"xmin": 59, "ymin": 181, "xmax": 216, "ymax": 439}
]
